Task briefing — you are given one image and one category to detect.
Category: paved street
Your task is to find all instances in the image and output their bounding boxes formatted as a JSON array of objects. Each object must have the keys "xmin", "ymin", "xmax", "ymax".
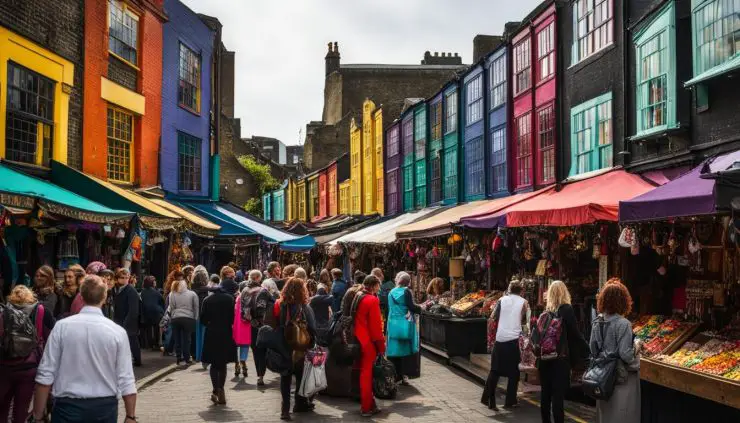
[
  {"xmin": 122, "ymin": 354, "xmax": 591, "ymax": 422},
  {"xmin": 134, "ymin": 350, "xmax": 177, "ymax": 381}
]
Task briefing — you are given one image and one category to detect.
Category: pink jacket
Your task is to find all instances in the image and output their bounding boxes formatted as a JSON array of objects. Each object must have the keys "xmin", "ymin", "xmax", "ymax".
[{"xmin": 232, "ymin": 294, "xmax": 252, "ymax": 345}]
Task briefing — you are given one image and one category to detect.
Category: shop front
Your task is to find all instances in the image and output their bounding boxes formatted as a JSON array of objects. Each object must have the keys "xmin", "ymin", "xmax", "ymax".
[{"xmin": 620, "ymin": 152, "xmax": 740, "ymax": 420}]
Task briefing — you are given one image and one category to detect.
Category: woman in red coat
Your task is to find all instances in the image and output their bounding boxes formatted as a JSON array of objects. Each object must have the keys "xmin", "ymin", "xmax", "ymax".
[{"xmin": 353, "ymin": 274, "xmax": 385, "ymax": 417}]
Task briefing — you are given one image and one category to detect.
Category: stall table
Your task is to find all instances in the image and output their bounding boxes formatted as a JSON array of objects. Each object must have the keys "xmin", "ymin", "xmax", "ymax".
[{"xmin": 420, "ymin": 313, "xmax": 487, "ymax": 358}]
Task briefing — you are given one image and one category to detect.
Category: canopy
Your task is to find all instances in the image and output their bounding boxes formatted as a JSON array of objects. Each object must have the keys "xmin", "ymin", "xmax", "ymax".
[
  {"xmin": 50, "ymin": 161, "xmax": 181, "ymax": 230},
  {"xmin": 0, "ymin": 163, "xmax": 133, "ymax": 223},
  {"xmin": 178, "ymin": 200, "xmax": 315, "ymax": 251},
  {"xmin": 330, "ymin": 207, "xmax": 443, "ymax": 245},
  {"xmin": 400, "ymin": 191, "xmax": 545, "ymax": 237},
  {"xmin": 620, "ymin": 151, "xmax": 740, "ymax": 222},
  {"xmin": 464, "ymin": 170, "xmax": 656, "ymax": 228},
  {"xmin": 148, "ymin": 198, "xmax": 220, "ymax": 237}
]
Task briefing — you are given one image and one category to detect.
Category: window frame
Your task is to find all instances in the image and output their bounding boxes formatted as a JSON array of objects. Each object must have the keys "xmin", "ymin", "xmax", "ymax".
[
  {"xmin": 178, "ymin": 42, "xmax": 201, "ymax": 114},
  {"xmin": 177, "ymin": 131, "xmax": 202, "ymax": 191},
  {"xmin": 490, "ymin": 126, "xmax": 507, "ymax": 193},
  {"xmin": 691, "ymin": 0, "xmax": 740, "ymax": 77},
  {"xmin": 537, "ymin": 22, "xmax": 556, "ymax": 83},
  {"xmin": 387, "ymin": 169, "xmax": 399, "ymax": 215},
  {"xmin": 402, "ymin": 118, "xmax": 414, "ymax": 157},
  {"xmin": 445, "ymin": 90, "xmax": 458, "ymax": 134},
  {"xmin": 464, "ymin": 136, "xmax": 485, "ymax": 198},
  {"xmin": 414, "ymin": 107, "xmax": 426, "ymax": 159},
  {"xmin": 572, "ymin": 0, "xmax": 614, "ymax": 65},
  {"xmin": 489, "ymin": 55, "xmax": 506, "ymax": 110},
  {"xmin": 107, "ymin": 0, "xmax": 140, "ymax": 68},
  {"xmin": 633, "ymin": 2, "xmax": 677, "ymax": 138},
  {"xmin": 536, "ymin": 104, "xmax": 556, "ymax": 185},
  {"xmin": 431, "ymin": 100, "xmax": 443, "ymax": 141},
  {"xmin": 387, "ymin": 126, "xmax": 400, "ymax": 157},
  {"xmin": 466, "ymin": 74, "xmax": 483, "ymax": 125},
  {"xmin": 569, "ymin": 92, "xmax": 613, "ymax": 176},
  {"xmin": 5, "ymin": 62, "xmax": 55, "ymax": 168},
  {"xmin": 513, "ymin": 38, "xmax": 532, "ymax": 95},
  {"xmin": 106, "ymin": 106, "xmax": 135, "ymax": 183},
  {"xmin": 514, "ymin": 112, "xmax": 533, "ymax": 189}
]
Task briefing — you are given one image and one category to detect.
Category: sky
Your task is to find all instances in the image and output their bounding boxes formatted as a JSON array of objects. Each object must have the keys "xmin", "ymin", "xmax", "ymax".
[{"xmin": 181, "ymin": 0, "xmax": 543, "ymax": 146}]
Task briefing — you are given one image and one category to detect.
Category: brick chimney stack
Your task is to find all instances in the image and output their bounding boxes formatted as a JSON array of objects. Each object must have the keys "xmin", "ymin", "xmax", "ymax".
[{"xmin": 325, "ymin": 41, "xmax": 340, "ymax": 76}]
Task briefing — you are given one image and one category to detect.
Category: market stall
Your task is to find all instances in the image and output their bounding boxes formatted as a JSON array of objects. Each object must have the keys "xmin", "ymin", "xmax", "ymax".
[
  {"xmin": 619, "ymin": 152, "xmax": 740, "ymax": 419},
  {"xmin": 0, "ymin": 163, "xmax": 135, "ymax": 295}
]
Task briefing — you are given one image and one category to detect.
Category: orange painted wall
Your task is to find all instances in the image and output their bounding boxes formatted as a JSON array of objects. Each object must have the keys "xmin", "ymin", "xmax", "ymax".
[{"xmin": 82, "ymin": 0, "xmax": 164, "ymax": 187}]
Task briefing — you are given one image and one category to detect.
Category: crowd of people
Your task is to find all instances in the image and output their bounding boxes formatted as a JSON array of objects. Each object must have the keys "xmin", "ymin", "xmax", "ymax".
[
  {"xmin": 0, "ymin": 258, "xmax": 641, "ymax": 423},
  {"xmin": 483, "ymin": 277, "xmax": 640, "ymax": 423}
]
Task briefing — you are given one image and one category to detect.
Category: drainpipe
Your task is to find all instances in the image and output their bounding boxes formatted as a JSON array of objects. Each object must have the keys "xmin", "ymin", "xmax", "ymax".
[
  {"xmin": 555, "ymin": 2, "xmax": 564, "ymax": 185},
  {"xmin": 211, "ymin": 24, "xmax": 223, "ymax": 201},
  {"xmin": 622, "ymin": 0, "xmax": 631, "ymax": 168}
]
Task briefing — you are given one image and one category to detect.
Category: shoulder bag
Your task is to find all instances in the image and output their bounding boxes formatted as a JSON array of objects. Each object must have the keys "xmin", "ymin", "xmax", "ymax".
[{"xmin": 581, "ymin": 317, "xmax": 618, "ymax": 400}]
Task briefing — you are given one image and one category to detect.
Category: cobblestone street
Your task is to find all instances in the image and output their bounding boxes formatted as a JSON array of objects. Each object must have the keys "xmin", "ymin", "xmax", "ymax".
[{"xmin": 121, "ymin": 354, "xmax": 589, "ymax": 422}]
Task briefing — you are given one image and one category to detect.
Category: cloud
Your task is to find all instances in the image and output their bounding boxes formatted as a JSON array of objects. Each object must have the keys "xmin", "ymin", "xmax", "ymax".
[{"xmin": 180, "ymin": 0, "xmax": 542, "ymax": 146}]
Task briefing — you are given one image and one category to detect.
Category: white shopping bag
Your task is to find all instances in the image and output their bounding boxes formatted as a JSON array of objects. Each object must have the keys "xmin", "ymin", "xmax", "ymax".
[{"xmin": 298, "ymin": 362, "xmax": 328, "ymax": 397}]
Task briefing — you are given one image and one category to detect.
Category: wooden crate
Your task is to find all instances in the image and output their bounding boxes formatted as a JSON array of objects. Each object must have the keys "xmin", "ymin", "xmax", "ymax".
[{"xmin": 640, "ymin": 358, "xmax": 740, "ymax": 409}]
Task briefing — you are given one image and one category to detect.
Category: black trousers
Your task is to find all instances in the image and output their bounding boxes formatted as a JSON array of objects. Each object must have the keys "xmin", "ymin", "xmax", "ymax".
[
  {"xmin": 209, "ymin": 362, "xmax": 227, "ymax": 392},
  {"xmin": 127, "ymin": 334, "xmax": 142, "ymax": 364},
  {"xmin": 52, "ymin": 396, "xmax": 117, "ymax": 423},
  {"xmin": 250, "ymin": 326, "xmax": 267, "ymax": 377},
  {"xmin": 538, "ymin": 359, "xmax": 570, "ymax": 423},
  {"xmin": 280, "ymin": 360, "xmax": 307, "ymax": 412},
  {"xmin": 482, "ymin": 341, "xmax": 520, "ymax": 408},
  {"xmin": 141, "ymin": 324, "xmax": 159, "ymax": 349},
  {"xmin": 389, "ymin": 356, "xmax": 404, "ymax": 381}
]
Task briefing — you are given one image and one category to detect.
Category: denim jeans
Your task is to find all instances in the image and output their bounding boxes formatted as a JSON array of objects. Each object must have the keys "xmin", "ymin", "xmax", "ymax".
[
  {"xmin": 52, "ymin": 397, "xmax": 117, "ymax": 423},
  {"xmin": 238, "ymin": 345, "xmax": 250, "ymax": 361}
]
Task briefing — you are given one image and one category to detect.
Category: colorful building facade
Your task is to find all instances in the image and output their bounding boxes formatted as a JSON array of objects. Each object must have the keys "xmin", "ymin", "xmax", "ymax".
[
  {"xmin": 442, "ymin": 84, "xmax": 460, "ymax": 205},
  {"xmin": 82, "ymin": 0, "xmax": 167, "ymax": 187},
  {"xmin": 462, "ymin": 64, "xmax": 486, "ymax": 201},
  {"xmin": 413, "ymin": 102, "xmax": 428, "ymax": 209},
  {"xmin": 400, "ymin": 108, "xmax": 416, "ymax": 212},
  {"xmin": 486, "ymin": 45, "xmax": 509, "ymax": 197},
  {"xmin": 160, "ymin": 0, "xmax": 215, "ymax": 197},
  {"xmin": 349, "ymin": 117, "xmax": 362, "ymax": 215},
  {"xmin": 385, "ymin": 121, "xmax": 402, "ymax": 216},
  {"xmin": 511, "ymin": 2, "xmax": 557, "ymax": 192}
]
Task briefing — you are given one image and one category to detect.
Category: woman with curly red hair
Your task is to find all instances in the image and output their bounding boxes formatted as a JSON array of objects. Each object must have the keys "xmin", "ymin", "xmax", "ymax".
[
  {"xmin": 273, "ymin": 277, "xmax": 317, "ymax": 420},
  {"xmin": 591, "ymin": 278, "xmax": 640, "ymax": 423}
]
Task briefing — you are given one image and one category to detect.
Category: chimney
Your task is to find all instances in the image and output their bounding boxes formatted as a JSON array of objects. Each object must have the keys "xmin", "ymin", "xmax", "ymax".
[
  {"xmin": 473, "ymin": 34, "xmax": 504, "ymax": 62},
  {"xmin": 325, "ymin": 41, "xmax": 341, "ymax": 76},
  {"xmin": 504, "ymin": 21, "xmax": 522, "ymax": 36},
  {"xmin": 421, "ymin": 50, "xmax": 463, "ymax": 65}
]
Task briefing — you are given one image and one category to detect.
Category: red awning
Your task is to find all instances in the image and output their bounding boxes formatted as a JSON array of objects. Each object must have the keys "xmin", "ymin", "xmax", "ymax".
[{"xmin": 474, "ymin": 170, "xmax": 656, "ymax": 227}]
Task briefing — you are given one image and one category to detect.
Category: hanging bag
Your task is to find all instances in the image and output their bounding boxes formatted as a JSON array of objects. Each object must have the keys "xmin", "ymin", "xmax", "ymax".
[
  {"xmin": 298, "ymin": 347, "xmax": 328, "ymax": 397},
  {"xmin": 372, "ymin": 355, "xmax": 397, "ymax": 399},
  {"xmin": 284, "ymin": 306, "xmax": 312, "ymax": 352},
  {"xmin": 582, "ymin": 317, "xmax": 619, "ymax": 400}
]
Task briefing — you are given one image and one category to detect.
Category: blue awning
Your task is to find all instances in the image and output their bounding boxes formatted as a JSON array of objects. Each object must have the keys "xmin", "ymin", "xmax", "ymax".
[{"xmin": 176, "ymin": 200, "xmax": 315, "ymax": 251}]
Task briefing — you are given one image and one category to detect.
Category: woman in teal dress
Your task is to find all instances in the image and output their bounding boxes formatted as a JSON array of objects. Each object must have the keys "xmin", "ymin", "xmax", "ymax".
[{"xmin": 386, "ymin": 271, "xmax": 421, "ymax": 385}]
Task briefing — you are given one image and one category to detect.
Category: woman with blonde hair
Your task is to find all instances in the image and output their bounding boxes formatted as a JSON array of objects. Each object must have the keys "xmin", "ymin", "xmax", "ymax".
[
  {"xmin": 0, "ymin": 286, "xmax": 55, "ymax": 423},
  {"xmin": 169, "ymin": 272, "xmax": 199, "ymax": 366},
  {"xmin": 537, "ymin": 281, "xmax": 588, "ymax": 423}
]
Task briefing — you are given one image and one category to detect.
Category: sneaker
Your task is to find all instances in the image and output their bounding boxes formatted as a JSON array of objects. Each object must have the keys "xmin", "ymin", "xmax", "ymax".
[
  {"xmin": 210, "ymin": 392, "xmax": 218, "ymax": 404},
  {"xmin": 361, "ymin": 407, "xmax": 382, "ymax": 417},
  {"xmin": 202, "ymin": 363, "xmax": 209, "ymax": 370}
]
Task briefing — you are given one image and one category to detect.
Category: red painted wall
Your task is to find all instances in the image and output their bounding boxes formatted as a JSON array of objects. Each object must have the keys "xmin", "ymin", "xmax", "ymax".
[
  {"xmin": 83, "ymin": 0, "xmax": 164, "ymax": 187},
  {"xmin": 318, "ymin": 170, "xmax": 328, "ymax": 219},
  {"xmin": 328, "ymin": 164, "xmax": 337, "ymax": 216},
  {"xmin": 511, "ymin": 3, "xmax": 557, "ymax": 192}
]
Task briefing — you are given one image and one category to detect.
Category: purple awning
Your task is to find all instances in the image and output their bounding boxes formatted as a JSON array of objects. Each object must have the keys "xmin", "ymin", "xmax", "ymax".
[{"xmin": 619, "ymin": 150, "xmax": 740, "ymax": 222}]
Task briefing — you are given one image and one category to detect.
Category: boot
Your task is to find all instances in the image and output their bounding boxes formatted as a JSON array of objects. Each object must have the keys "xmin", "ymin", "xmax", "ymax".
[
  {"xmin": 240, "ymin": 361, "xmax": 248, "ymax": 377},
  {"xmin": 234, "ymin": 364, "xmax": 240, "ymax": 377},
  {"xmin": 210, "ymin": 390, "xmax": 219, "ymax": 405},
  {"xmin": 217, "ymin": 388, "xmax": 227, "ymax": 405},
  {"xmin": 280, "ymin": 403, "xmax": 292, "ymax": 421}
]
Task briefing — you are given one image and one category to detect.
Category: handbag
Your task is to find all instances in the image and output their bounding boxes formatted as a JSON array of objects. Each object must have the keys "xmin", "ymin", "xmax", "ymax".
[
  {"xmin": 582, "ymin": 317, "xmax": 619, "ymax": 400},
  {"xmin": 284, "ymin": 306, "xmax": 312, "ymax": 352},
  {"xmin": 298, "ymin": 347, "xmax": 328, "ymax": 397},
  {"xmin": 159, "ymin": 294, "xmax": 173, "ymax": 329},
  {"xmin": 373, "ymin": 355, "xmax": 397, "ymax": 399}
]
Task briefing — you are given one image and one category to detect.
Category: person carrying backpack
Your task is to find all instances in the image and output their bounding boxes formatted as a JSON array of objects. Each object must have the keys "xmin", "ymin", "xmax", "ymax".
[
  {"xmin": 533, "ymin": 281, "xmax": 589, "ymax": 423},
  {"xmin": 373, "ymin": 268, "xmax": 394, "ymax": 327},
  {"xmin": 0, "ymin": 285, "xmax": 55, "ymax": 423},
  {"xmin": 273, "ymin": 277, "xmax": 316, "ymax": 421},
  {"xmin": 482, "ymin": 279, "xmax": 529, "ymax": 411}
]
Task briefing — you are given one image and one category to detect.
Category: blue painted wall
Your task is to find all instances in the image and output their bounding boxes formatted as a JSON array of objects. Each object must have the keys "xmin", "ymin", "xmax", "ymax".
[
  {"xmin": 161, "ymin": 0, "xmax": 214, "ymax": 197},
  {"xmin": 462, "ymin": 65, "xmax": 486, "ymax": 202},
  {"xmin": 486, "ymin": 46, "xmax": 509, "ymax": 198}
]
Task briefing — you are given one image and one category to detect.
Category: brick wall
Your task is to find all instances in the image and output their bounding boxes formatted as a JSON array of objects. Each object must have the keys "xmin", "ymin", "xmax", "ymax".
[
  {"xmin": 0, "ymin": 0, "xmax": 84, "ymax": 168},
  {"xmin": 83, "ymin": 0, "xmax": 164, "ymax": 187},
  {"xmin": 108, "ymin": 55, "xmax": 138, "ymax": 91}
]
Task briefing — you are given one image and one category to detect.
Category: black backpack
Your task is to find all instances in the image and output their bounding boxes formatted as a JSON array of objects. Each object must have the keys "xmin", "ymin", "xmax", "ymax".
[
  {"xmin": 0, "ymin": 303, "xmax": 40, "ymax": 361},
  {"xmin": 378, "ymin": 282, "xmax": 393, "ymax": 309},
  {"xmin": 582, "ymin": 317, "xmax": 619, "ymax": 400},
  {"xmin": 328, "ymin": 291, "xmax": 365, "ymax": 365}
]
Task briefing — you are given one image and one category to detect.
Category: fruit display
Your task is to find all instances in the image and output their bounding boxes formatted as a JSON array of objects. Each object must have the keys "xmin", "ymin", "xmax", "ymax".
[
  {"xmin": 724, "ymin": 366, "xmax": 740, "ymax": 381},
  {"xmin": 655, "ymin": 332, "xmax": 740, "ymax": 380},
  {"xmin": 642, "ymin": 320, "xmax": 696, "ymax": 357},
  {"xmin": 691, "ymin": 349, "xmax": 740, "ymax": 375},
  {"xmin": 450, "ymin": 291, "xmax": 487, "ymax": 315},
  {"xmin": 479, "ymin": 291, "xmax": 504, "ymax": 317}
]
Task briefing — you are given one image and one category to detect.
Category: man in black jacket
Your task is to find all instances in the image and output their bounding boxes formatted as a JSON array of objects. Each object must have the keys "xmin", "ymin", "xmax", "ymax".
[{"xmin": 113, "ymin": 268, "xmax": 142, "ymax": 366}]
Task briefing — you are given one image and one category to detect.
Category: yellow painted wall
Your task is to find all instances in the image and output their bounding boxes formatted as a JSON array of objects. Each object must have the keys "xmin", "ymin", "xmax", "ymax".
[
  {"xmin": 296, "ymin": 180, "xmax": 307, "ymax": 222},
  {"xmin": 349, "ymin": 118, "xmax": 362, "ymax": 215},
  {"xmin": 286, "ymin": 178, "xmax": 295, "ymax": 222},
  {"xmin": 338, "ymin": 179, "xmax": 351, "ymax": 216},
  {"xmin": 374, "ymin": 107, "xmax": 384, "ymax": 216},
  {"xmin": 361, "ymin": 99, "xmax": 376, "ymax": 216},
  {"xmin": 308, "ymin": 175, "xmax": 319, "ymax": 220},
  {"xmin": 0, "ymin": 27, "xmax": 75, "ymax": 166}
]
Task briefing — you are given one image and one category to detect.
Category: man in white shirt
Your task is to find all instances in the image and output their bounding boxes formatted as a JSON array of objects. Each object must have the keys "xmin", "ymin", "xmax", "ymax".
[{"xmin": 30, "ymin": 275, "xmax": 137, "ymax": 423}]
